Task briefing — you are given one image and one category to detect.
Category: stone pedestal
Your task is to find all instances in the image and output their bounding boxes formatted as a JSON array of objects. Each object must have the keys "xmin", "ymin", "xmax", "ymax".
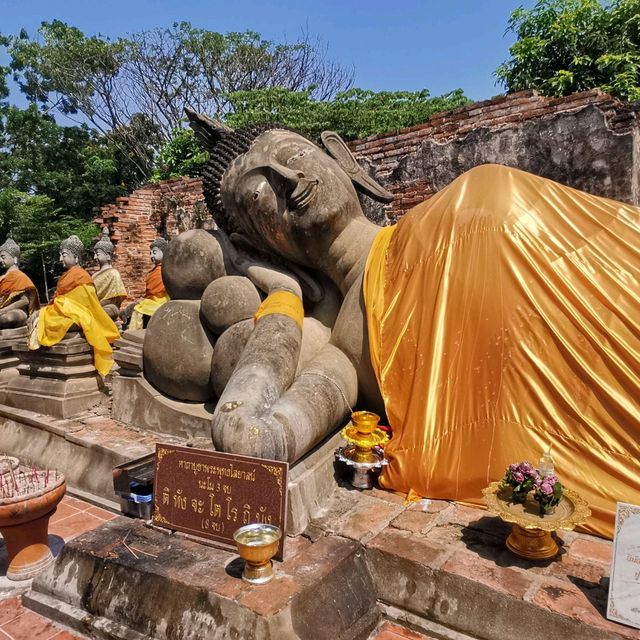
[
  {"xmin": 0, "ymin": 326, "xmax": 28, "ymax": 402},
  {"xmin": 113, "ymin": 329, "xmax": 144, "ymax": 376},
  {"xmin": 6, "ymin": 331, "xmax": 107, "ymax": 418}
]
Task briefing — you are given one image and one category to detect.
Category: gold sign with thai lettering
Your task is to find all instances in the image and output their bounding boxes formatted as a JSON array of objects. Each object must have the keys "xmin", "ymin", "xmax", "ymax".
[{"xmin": 153, "ymin": 444, "xmax": 288, "ymax": 559}]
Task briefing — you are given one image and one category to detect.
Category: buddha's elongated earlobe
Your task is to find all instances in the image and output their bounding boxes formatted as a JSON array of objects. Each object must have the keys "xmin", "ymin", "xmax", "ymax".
[{"xmin": 320, "ymin": 131, "xmax": 394, "ymax": 203}]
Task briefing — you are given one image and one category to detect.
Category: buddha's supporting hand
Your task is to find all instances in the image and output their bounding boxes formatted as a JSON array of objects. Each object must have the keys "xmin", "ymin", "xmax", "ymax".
[{"xmin": 212, "ymin": 310, "xmax": 357, "ymax": 461}]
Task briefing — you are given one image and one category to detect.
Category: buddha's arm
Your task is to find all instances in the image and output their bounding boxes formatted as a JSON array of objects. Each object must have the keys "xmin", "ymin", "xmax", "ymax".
[
  {"xmin": 212, "ymin": 312, "xmax": 357, "ymax": 462},
  {"xmin": 0, "ymin": 292, "xmax": 30, "ymax": 313}
]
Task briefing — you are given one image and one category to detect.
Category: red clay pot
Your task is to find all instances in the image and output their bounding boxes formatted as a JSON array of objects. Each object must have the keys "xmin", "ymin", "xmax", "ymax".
[{"xmin": 0, "ymin": 477, "xmax": 66, "ymax": 580}]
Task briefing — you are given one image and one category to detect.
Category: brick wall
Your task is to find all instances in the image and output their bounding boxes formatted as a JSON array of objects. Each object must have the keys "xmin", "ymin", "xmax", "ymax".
[
  {"xmin": 95, "ymin": 89, "xmax": 638, "ymax": 293},
  {"xmin": 348, "ymin": 89, "xmax": 638, "ymax": 223},
  {"xmin": 93, "ymin": 177, "xmax": 209, "ymax": 302}
]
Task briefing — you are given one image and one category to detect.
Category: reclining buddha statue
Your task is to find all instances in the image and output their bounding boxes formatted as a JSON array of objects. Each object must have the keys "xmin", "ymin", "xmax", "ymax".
[
  {"xmin": 0, "ymin": 236, "xmax": 39, "ymax": 329},
  {"xmin": 29, "ymin": 235, "xmax": 120, "ymax": 376},
  {"xmin": 186, "ymin": 110, "xmax": 640, "ymax": 539}
]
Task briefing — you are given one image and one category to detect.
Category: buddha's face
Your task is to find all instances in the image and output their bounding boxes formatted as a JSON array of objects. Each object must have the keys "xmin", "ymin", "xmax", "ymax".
[
  {"xmin": 94, "ymin": 249, "xmax": 110, "ymax": 267},
  {"xmin": 150, "ymin": 247, "xmax": 164, "ymax": 265},
  {"xmin": 222, "ymin": 130, "xmax": 362, "ymax": 265},
  {"xmin": 59, "ymin": 250, "xmax": 78, "ymax": 269},
  {"xmin": 0, "ymin": 251, "xmax": 16, "ymax": 269}
]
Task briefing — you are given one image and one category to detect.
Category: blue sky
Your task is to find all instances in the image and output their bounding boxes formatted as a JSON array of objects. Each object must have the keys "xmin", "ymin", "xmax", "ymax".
[{"xmin": 1, "ymin": 0, "xmax": 535, "ymax": 105}]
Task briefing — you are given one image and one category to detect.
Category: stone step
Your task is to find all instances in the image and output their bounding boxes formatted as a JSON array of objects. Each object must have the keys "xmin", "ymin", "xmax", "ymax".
[
  {"xmin": 24, "ymin": 485, "xmax": 640, "ymax": 640},
  {"xmin": 27, "ymin": 517, "xmax": 380, "ymax": 640}
]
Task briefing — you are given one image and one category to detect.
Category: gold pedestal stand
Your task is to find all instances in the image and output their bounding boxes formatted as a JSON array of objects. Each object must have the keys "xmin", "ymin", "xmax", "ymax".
[
  {"xmin": 336, "ymin": 411, "xmax": 389, "ymax": 489},
  {"xmin": 482, "ymin": 482, "xmax": 590, "ymax": 561}
]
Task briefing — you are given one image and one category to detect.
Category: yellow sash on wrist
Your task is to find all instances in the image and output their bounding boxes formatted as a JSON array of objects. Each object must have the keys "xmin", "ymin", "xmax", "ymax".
[{"xmin": 254, "ymin": 290, "xmax": 303, "ymax": 329}]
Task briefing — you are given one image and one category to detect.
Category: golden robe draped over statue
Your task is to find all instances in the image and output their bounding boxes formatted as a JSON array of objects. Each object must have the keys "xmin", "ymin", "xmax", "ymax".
[
  {"xmin": 130, "ymin": 265, "xmax": 168, "ymax": 330},
  {"xmin": 31, "ymin": 266, "xmax": 119, "ymax": 376},
  {"xmin": 0, "ymin": 270, "xmax": 40, "ymax": 315},
  {"xmin": 363, "ymin": 164, "xmax": 640, "ymax": 539},
  {"xmin": 92, "ymin": 267, "xmax": 127, "ymax": 306}
]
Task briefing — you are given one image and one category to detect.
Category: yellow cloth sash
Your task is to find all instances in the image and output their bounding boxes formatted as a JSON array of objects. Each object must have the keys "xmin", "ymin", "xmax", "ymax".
[
  {"xmin": 92, "ymin": 267, "xmax": 127, "ymax": 305},
  {"xmin": 129, "ymin": 295, "xmax": 169, "ymax": 330},
  {"xmin": 33, "ymin": 283, "xmax": 120, "ymax": 376},
  {"xmin": 363, "ymin": 163, "xmax": 640, "ymax": 539},
  {"xmin": 254, "ymin": 291, "xmax": 304, "ymax": 329}
]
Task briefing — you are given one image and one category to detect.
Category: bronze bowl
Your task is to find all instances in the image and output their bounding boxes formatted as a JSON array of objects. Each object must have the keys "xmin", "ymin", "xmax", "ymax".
[{"xmin": 233, "ymin": 523, "xmax": 282, "ymax": 585}]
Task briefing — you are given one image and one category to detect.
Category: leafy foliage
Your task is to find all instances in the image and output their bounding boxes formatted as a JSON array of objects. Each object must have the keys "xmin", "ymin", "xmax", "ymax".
[
  {"xmin": 0, "ymin": 189, "xmax": 98, "ymax": 298},
  {"xmin": 150, "ymin": 127, "xmax": 209, "ymax": 182},
  {"xmin": 225, "ymin": 87, "xmax": 471, "ymax": 140},
  {"xmin": 3, "ymin": 21, "xmax": 353, "ymax": 179},
  {"xmin": 496, "ymin": 0, "xmax": 640, "ymax": 101}
]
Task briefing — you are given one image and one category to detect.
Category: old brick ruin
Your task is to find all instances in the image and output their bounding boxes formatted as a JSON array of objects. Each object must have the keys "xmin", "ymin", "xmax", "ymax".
[{"xmin": 94, "ymin": 89, "xmax": 639, "ymax": 297}]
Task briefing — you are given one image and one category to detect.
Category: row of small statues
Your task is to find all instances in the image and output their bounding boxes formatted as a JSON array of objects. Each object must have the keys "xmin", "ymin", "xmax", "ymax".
[{"xmin": 0, "ymin": 229, "xmax": 168, "ymax": 375}]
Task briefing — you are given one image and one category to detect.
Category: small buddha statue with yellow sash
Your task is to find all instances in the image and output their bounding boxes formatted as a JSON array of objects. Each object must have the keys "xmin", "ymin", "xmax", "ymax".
[
  {"xmin": 0, "ymin": 236, "xmax": 40, "ymax": 329},
  {"xmin": 29, "ymin": 235, "xmax": 120, "ymax": 376},
  {"xmin": 129, "ymin": 237, "xmax": 169, "ymax": 330},
  {"xmin": 92, "ymin": 227, "xmax": 127, "ymax": 321}
]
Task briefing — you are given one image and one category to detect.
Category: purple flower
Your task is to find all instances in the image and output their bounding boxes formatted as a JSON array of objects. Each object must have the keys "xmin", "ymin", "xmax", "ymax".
[
  {"xmin": 513, "ymin": 471, "xmax": 525, "ymax": 483},
  {"xmin": 539, "ymin": 481, "xmax": 554, "ymax": 496}
]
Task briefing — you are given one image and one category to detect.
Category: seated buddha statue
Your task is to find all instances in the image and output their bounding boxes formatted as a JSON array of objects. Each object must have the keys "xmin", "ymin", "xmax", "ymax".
[
  {"xmin": 128, "ymin": 237, "xmax": 169, "ymax": 330},
  {"xmin": 92, "ymin": 227, "xmax": 127, "ymax": 321},
  {"xmin": 0, "ymin": 236, "xmax": 39, "ymax": 329},
  {"xmin": 29, "ymin": 235, "xmax": 120, "ymax": 376}
]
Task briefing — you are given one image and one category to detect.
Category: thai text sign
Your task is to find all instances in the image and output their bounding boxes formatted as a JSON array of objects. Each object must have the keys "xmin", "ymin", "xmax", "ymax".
[
  {"xmin": 607, "ymin": 502, "xmax": 640, "ymax": 629},
  {"xmin": 153, "ymin": 444, "xmax": 288, "ymax": 559}
]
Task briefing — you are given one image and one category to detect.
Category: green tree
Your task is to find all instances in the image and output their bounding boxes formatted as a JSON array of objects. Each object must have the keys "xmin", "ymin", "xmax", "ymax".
[
  {"xmin": 150, "ymin": 126, "xmax": 208, "ymax": 182},
  {"xmin": 496, "ymin": 0, "xmax": 640, "ymax": 101},
  {"xmin": 151, "ymin": 86, "xmax": 470, "ymax": 179},
  {"xmin": 0, "ymin": 104, "xmax": 123, "ymax": 214},
  {"xmin": 2, "ymin": 21, "xmax": 353, "ymax": 180},
  {"xmin": 0, "ymin": 189, "xmax": 97, "ymax": 298}
]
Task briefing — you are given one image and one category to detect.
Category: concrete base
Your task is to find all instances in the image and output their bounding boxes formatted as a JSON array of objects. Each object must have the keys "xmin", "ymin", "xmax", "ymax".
[
  {"xmin": 6, "ymin": 332, "xmax": 107, "ymax": 418},
  {"xmin": 0, "ymin": 401, "xmax": 345, "ymax": 536},
  {"xmin": 113, "ymin": 329, "xmax": 145, "ymax": 376},
  {"xmin": 25, "ymin": 487, "xmax": 637, "ymax": 640},
  {"xmin": 111, "ymin": 374, "xmax": 214, "ymax": 441},
  {"xmin": 27, "ymin": 517, "xmax": 379, "ymax": 640},
  {"xmin": 0, "ymin": 325, "xmax": 28, "ymax": 402}
]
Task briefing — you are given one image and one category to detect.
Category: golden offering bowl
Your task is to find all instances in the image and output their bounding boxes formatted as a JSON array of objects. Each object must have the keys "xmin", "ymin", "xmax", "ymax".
[
  {"xmin": 482, "ymin": 481, "xmax": 591, "ymax": 561},
  {"xmin": 341, "ymin": 411, "xmax": 389, "ymax": 464},
  {"xmin": 233, "ymin": 524, "xmax": 282, "ymax": 585}
]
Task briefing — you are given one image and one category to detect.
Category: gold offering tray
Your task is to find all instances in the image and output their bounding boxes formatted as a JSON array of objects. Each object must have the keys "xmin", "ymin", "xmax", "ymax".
[
  {"xmin": 482, "ymin": 481, "xmax": 591, "ymax": 532},
  {"xmin": 341, "ymin": 425, "xmax": 388, "ymax": 448}
]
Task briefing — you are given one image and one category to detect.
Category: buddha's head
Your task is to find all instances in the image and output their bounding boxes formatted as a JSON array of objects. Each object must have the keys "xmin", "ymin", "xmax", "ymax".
[
  {"xmin": 0, "ymin": 236, "xmax": 20, "ymax": 269},
  {"xmin": 93, "ymin": 227, "xmax": 114, "ymax": 267},
  {"xmin": 186, "ymin": 110, "xmax": 392, "ymax": 267},
  {"xmin": 150, "ymin": 238, "xmax": 168, "ymax": 265},
  {"xmin": 59, "ymin": 235, "xmax": 83, "ymax": 269}
]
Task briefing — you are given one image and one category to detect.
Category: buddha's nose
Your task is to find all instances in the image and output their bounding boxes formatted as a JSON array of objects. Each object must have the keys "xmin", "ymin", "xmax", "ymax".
[{"xmin": 272, "ymin": 165, "xmax": 305, "ymax": 194}]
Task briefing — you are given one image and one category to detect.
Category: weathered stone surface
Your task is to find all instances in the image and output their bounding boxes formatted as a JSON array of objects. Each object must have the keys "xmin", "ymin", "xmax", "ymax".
[
  {"xmin": 111, "ymin": 375, "xmax": 214, "ymax": 440},
  {"xmin": 200, "ymin": 275, "xmax": 261, "ymax": 335},
  {"xmin": 162, "ymin": 229, "xmax": 225, "ymax": 300},
  {"xmin": 6, "ymin": 334, "xmax": 107, "ymax": 418},
  {"xmin": 144, "ymin": 300, "xmax": 215, "ymax": 402},
  {"xmin": 29, "ymin": 517, "xmax": 379, "ymax": 640},
  {"xmin": 211, "ymin": 319, "xmax": 253, "ymax": 398}
]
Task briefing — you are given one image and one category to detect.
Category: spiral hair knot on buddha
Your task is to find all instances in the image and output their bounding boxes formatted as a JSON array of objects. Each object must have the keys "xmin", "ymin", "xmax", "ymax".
[
  {"xmin": 59, "ymin": 235, "xmax": 84, "ymax": 259},
  {"xmin": 0, "ymin": 234, "xmax": 21, "ymax": 260},
  {"xmin": 150, "ymin": 237, "xmax": 169, "ymax": 254},
  {"xmin": 94, "ymin": 227, "xmax": 115, "ymax": 258}
]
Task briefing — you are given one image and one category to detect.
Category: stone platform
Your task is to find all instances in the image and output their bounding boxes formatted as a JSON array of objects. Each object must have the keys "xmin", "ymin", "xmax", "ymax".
[
  {"xmin": 0, "ymin": 326, "xmax": 28, "ymax": 402},
  {"xmin": 0, "ymin": 401, "xmax": 343, "ymax": 535},
  {"xmin": 6, "ymin": 332, "xmax": 107, "ymax": 418},
  {"xmin": 23, "ymin": 485, "xmax": 639, "ymax": 640}
]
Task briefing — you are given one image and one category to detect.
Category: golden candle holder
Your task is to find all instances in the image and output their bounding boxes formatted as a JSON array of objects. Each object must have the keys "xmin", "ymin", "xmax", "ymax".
[
  {"xmin": 482, "ymin": 481, "xmax": 591, "ymax": 560},
  {"xmin": 233, "ymin": 523, "xmax": 282, "ymax": 585},
  {"xmin": 336, "ymin": 411, "xmax": 389, "ymax": 489}
]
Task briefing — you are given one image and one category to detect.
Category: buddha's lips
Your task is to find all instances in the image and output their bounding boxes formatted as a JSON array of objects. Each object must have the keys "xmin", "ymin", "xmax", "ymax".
[{"xmin": 289, "ymin": 180, "xmax": 318, "ymax": 211}]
